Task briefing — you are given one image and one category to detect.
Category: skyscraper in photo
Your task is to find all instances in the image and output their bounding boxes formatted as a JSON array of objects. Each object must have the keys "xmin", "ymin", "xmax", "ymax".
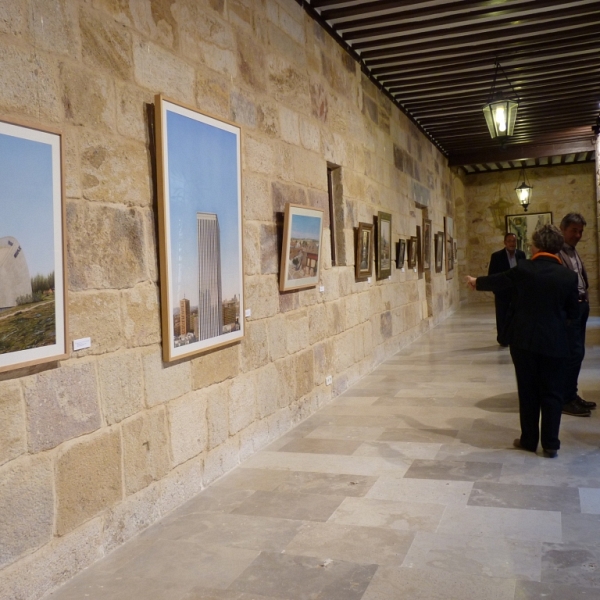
[
  {"xmin": 197, "ymin": 213, "xmax": 223, "ymax": 340},
  {"xmin": 179, "ymin": 297, "xmax": 191, "ymax": 336}
]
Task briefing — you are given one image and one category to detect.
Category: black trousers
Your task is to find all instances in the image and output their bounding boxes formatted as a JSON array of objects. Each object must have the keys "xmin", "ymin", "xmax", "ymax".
[
  {"xmin": 494, "ymin": 294, "xmax": 512, "ymax": 345},
  {"xmin": 510, "ymin": 346, "xmax": 565, "ymax": 451},
  {"xmin": 564, "ymin": 300, "xmax": 589, "ymax": 402}
]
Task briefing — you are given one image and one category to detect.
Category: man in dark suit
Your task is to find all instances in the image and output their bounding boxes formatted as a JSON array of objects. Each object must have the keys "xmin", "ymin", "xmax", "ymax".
[
  {"xmin": 467, "ymin": 224, "xmax": 579, "ymax": 457},
  {"xmin": 488, "ymin": 233, "xmax": 526, "ymax": 345},
  {"xmin": 558, "ymin": 212, "xmax": 595, "ymax": 416}
]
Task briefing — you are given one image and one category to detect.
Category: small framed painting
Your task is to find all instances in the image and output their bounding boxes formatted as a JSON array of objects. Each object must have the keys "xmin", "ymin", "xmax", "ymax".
[
  {"xmin": 505, "ymin": 212, "xmax": 553, "ymax": 259},
  {"xmin": 377, "ymin": 211, "xmax": 392, "ymax": 279},
  {"xmin": 435, "ymin": 231, "xmax": 444, "ymax": 273},
  {"xmin": 444, "ymin": 216, "xmax": 454, "ymax": 279},
  {"xmin": 0, "ymin": 118, "xmax": 68, "ymax": 373},
  {"xmin": 280, "ymin": 203, "xmax": 324, "ymax": 292},
  {"xmin": 408, "ymin": 236, "xmax": 418, "ymax": 269},
  {"xmin": 416, "ymin": 225, "xmax": 423, "ymax": 274},
  {"xmin": 355, "ymin": 222, "xmax": 374, "ymax": 279},
  {"xmin": 423, "ymin": 219, "xmax": 432, "ymax": 271},
  {"xmin": 395, "ymin": 239, "xmax": 406, "ymax": 269},
  {"xmin": 154, "ymin": 95, "xmax": 244, "ymax": 362}
]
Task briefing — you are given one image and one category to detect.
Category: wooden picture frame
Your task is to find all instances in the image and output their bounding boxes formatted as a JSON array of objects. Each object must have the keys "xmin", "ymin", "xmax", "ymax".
[
  {"xmin": 0, "ymin": 118, "xmax": 68, "ymax": 373},
  {"xmin": 155, "ymin": 95, "xmax": 244, "ymax": 362},
  {"xmin": 355, "ymin": 222, "xmax": 374, "ymax": 279},
  {"xmin": 395, "ymin": 239, "xmax": 406, "ymax": 269},
  {"xmin": 416, "ymin": 225, "xmax": 423, "ymax": 274},
  {"xmin": 376, "ymin": 211, "xmax": 392, "ymax": 279},
  {"xmin": 444, "ymin": 216, "xmax": 454, "ymax": 279},
  {"xmin": 435, "ymin": 231, "xmax": 444, "ymax": 273},
  {"xmin": 423, "ymin": 219, "xmax": 432, "ymax": 271},
  {"xmin": 280, "ymin": 203, "xmax": 324, "ymax": 291},
  {"xmin": 505, "ymin": 212, "xmax": 553, "ymax": 259},
  {"xmin": 408, "ymin": 236, "xmax": 418, "ymax": 269}
]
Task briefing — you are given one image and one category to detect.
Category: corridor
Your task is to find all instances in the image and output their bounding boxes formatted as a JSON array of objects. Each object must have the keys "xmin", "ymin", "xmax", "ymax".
[{"xmin": 48, "ymin": 305, "xmax": 600, "ymax": 600}]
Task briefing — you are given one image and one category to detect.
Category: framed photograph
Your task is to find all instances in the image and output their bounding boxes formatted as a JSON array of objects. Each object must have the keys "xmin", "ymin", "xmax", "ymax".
[
  {"xmin": 155, "ymin": 95, "xmax": 244, "ymax": 362},
  {"xmin": 444, "ymin": 216, "xmax": 454, "ymax": 279},
  {"xmin": 0, "ymin": 118, "xmax": 68, "ymax": 373},
  {"xmin": 416, "ymin": 225, "xmax": 423, "ymax": 274},
  {"xmin": 376, "ymin": 211, "xmax": 392, "ymax": 279},
  {"xmin": 395, "ymin": 239, "xmax": 406, "ymax": 269},
  {"xmin": 506, "ymin": 212, "xmax": 553, "ymax": 259},
  {"xmin": 355, "ymin": 222, "xmax": 374, "ymax": 279},
  {"xmin": 435, "ymin": 231, "xmax": 444, "ymax": 273},
  {"xmin": 407, "ymin": 236, "xmax": 418, "ymax": 269},
  {"xmin": 423, "ymin": 219, "xmax": 432, "ymax": 271},
  {"xmin": 280, "ymin": 203, "xmax": 324, "ymax": 291}
]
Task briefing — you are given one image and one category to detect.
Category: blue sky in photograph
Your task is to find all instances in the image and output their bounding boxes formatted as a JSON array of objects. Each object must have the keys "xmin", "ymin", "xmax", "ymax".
[
  {"xmin": 291, "ymin": 215, "xmax": 321, "ymax": 241},
  {"xmin": 167, "ymin": 110, "xmax": 240, "ymax": 304},
  {"xmin": 0, "ymin": 132, "xmax": 54, "ymax": 277}
]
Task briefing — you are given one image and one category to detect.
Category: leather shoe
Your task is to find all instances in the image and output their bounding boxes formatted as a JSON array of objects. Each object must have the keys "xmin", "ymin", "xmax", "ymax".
[
  {"xmin": 562, "ymin": 400, "xmax": 591, "ymax": 417},
  {"xmin": 543, "ymin": 448, "xmax": 558, "ymax": 458},
  {"xmin": 575, "ymin": 394, "xmax": 596, "ymax": 410},
  {"xmin": 513, "ymin": 439, "xmax": 536, "ymax": 453}
]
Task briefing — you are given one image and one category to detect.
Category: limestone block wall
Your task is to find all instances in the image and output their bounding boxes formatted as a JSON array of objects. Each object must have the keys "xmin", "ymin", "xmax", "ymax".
[
  {"xmin": 0, "ymin": 1, "xmax": 460, "ymax": 598},
  {"xmin": 463, "ymin": 163, "xmax": 598, "ymax": 309}
]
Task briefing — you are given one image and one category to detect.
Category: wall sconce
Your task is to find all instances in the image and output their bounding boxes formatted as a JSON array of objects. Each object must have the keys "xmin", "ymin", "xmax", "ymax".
[
  {"xmin": 515, "ymin": 168, "xmax": 532, "ymax": 211},
  {"xmin": 483, "ymin": 61, "xmax": 519, "ymax": 141}
]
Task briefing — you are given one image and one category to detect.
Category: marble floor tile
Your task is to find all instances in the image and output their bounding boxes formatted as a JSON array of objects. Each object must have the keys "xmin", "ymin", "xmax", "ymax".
[
  {"xmin": 378, "ymin": 428, "xmax": 459, "ymax": 443},
  {"xmin": 269, "ymin": 471, "xmax": 378, "ymax": 497},
  {"xmin": 361, "ymin": 565, "xmax": 516, "ymax": 600},
  {"xmin": 328, "ymin": 497, "xmax": 446, "ymax": 532},
  {"xmin": 579, "ymin": 487, "xmax": 600, "ymax": 514},
  {"xmin": 541, "ymin": 542, "xmax": 600, "ymax": 587},
  {"xmin": 402, "ymin": 531, "xmax": 542, "ymax": 581},
  {"xmin": 438, "ymin": 505, "xmax": 562, "ymax": 542},
  {"xmin": 468, "ymin": 482, "xmax": 581, "ymax": 513},
  {"xmin": 284, "ymin": 521, "xmax": 414, "ymax": 566},
  {"xmin": 229, "ymin": 551, "xmax": 378, "ymax": 600},
  {"xmin": 403, "ymin": 458, "xmax": 503, "ymax": 482},
  {"xmin": 277, "ymin": 437, "xmax": 363, "ymax": 455},
  {"xmin": 231, "ymin": 490, "xmax": 345, "ymax": 521},
  {"xmin": 515, "ymin": 580, "xmax": 600, "ymax": 600},
  {"xmin": 561, "ymin": 513, "xmax": 600, "ymax": 544},
  {"xmin": 353, "ymin": 440, "xmax": 441, "ymax": 460},
  {"xmin": 305, "ymin": 425, "xmax": 386, "ymax": 441},
  {"xmin": 180, "ymin": 590, "xmax": 285, "ymax": 600},
  {"xmin": 365, "ymin": 477, "xmax": 473, "ymax": 505}
]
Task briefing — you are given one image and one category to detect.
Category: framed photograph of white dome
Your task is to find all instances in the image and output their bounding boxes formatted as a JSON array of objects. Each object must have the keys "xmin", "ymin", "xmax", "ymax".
[
  {"xmin": 0, "ymin": 118, "xmax": 68, "ymax": 373},
  {"xmin": 279, "ymin": 203, "xmax": 324, "ymax": 292}
]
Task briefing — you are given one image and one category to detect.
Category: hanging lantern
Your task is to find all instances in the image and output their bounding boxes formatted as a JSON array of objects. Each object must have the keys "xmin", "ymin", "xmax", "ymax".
[
  {"xmin": 483, "ymin": 62, "xmax": 520, "ymax": 141},
  {"xmin": 515, "ymin": 168, "xmax": 532, "ymax": 211}
]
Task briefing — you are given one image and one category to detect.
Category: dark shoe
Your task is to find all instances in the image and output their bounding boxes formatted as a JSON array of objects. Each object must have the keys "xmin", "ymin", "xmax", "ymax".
[
  {"xmin": 562, "ymin": 400, "xmax": 591, "ymax": 417},
  {"xmin": 575, "ymin": 394, "xmax": 596, "ymax": 410},
  {"xmin": 513, "ymin": 438, "xmax": 536, "ymax": 453},
  {"xmin": 543, "ymin": 448, "xmax": 558, "ymax": 458}
]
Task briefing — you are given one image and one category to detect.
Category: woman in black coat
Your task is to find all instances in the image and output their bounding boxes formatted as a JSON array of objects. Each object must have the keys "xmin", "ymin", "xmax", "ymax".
[{"xmin": 466, "ymin": 224, "xmax": 579, "ymax": 457}]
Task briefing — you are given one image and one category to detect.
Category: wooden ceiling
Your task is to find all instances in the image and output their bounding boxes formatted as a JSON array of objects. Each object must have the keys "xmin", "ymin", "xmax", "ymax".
[{"xmin": 298, "ymin": 0, "xmax": 600, "ymax": 172}]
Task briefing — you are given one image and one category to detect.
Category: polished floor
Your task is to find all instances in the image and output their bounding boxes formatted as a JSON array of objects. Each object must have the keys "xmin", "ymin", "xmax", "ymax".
[{"xmin": 48, "ymin": 305, "xmax": 600, "ymax": 600}]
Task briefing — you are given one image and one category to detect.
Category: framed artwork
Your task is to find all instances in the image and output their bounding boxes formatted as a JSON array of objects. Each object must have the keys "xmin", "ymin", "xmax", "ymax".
[
  {"xmin": 416, "ymin": 225, "xmax": 423, "ymax": 274},
  {"xmin": 376, "ymin": 211, "xmax": 392, "ymax": 279},
  {"xmin": 395, "ymin": 239, "xmax": 406, "ymax": 269},
  {"xmin": 435, "ymin": 231, "xmax": 444, "ymax": 273},
  {"xmin": 280, "ymin": 203, "xmax": 324, "ymax": 291},
  {"xmin": 506, "ymin": 212, "xmax": 553, "ymax": 259},
  {"xmin": 444, "ymin": 216, "xmax": 454, "ymax": 279},
  {"xmin": 155, "ymin": 95, "xmax": 244, "ymax": 362},
  {"xmin": 355, "ymin": 222, "xmax": 374, "ymax": 279},
  {"xmin": 407, "ymin": 236, "xmax": 418, "ymax": 269},
  {"xmin": 423, "ymin": 219, "xmax": 432, "ymax": 271},
  {"xmin": 0, "ymin": 118, "xmax": 68, "ymax": 373}
]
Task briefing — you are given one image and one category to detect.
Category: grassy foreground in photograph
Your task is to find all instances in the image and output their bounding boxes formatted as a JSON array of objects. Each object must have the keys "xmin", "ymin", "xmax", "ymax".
[{"xmin": 0, "ymin": 296, "xmax": 56, "ymax": 353}]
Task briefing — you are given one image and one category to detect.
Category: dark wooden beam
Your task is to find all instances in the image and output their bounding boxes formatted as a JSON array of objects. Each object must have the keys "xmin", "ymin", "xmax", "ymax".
[{"xmin": 448, "ymin": 141, "xmax": 595, "ymax": 166}]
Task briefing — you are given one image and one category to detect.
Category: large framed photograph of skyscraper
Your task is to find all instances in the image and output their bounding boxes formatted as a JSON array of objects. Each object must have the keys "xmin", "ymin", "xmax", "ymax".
[
  {"xmin": 155, "ymin": 96, "xmax": 244, "ymax": 362},
  {"xmin": 0, "ymin": 118, "xmax": 68, "ymax": 373},
  {"xmin": 279, "ymin": 203, "xmax": 324, "ymax": 292}
]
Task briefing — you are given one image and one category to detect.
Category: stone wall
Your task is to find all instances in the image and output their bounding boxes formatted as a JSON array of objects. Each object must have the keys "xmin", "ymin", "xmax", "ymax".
[
  {"xmin": 0, "ymin": 1, "xmax": 460, "ymax": 598},
  {"xmin": 463, "ymin": 163, "xmax": 598, "ymax": 309}
]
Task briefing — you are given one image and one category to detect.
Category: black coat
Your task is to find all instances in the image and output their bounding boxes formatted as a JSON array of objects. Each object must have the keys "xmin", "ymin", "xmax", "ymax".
[
  {"xmin": 476, "ymin": 255, "xmax": 579, "ymax": 357},
  {"xmin": 488, "ymin": 248, "xmax": 526, "ymax": 301}
]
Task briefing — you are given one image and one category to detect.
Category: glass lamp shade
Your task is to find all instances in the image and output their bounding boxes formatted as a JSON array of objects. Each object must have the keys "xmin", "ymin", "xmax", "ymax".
[
  {"xmin": 483, "ymin": 98, "xmax": 518, "ymax": 139},
  {"xmin": 515, "ymin": 181, "xmax": 532, "ymax": 211}
]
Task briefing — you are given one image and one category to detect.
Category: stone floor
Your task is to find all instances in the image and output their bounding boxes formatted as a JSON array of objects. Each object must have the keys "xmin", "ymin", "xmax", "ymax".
[{"xmin": 47, "ymin": 305, "xmax": 600, "ymax": 600}]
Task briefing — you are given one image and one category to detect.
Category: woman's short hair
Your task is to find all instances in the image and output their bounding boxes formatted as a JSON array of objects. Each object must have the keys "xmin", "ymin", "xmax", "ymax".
[{"xmin": 532, "ymin": 224, "xmax": 564, "ymax": 254}]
